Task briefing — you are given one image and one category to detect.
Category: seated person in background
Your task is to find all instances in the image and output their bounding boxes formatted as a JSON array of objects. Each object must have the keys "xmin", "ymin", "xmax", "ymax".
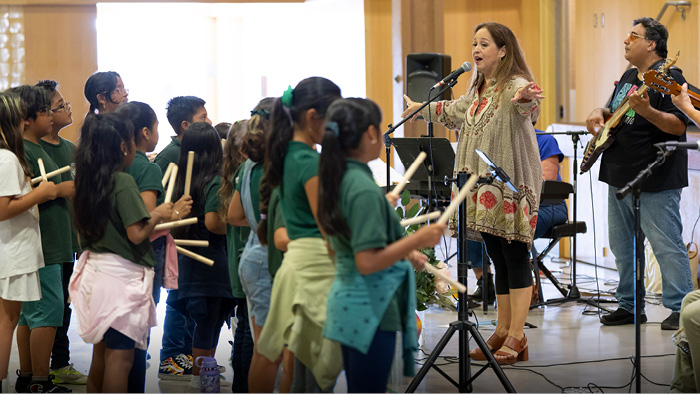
[
  {"xmin": 534, "ymin": 129, "xmax": 568, "ymax": 239},
  {"xmin": 470, "ymin": 129, "xmax": 568, "ymax": 304},
  {"xmin": 670, "ymin": 290, "xmax": 700, "ymax": 393}
]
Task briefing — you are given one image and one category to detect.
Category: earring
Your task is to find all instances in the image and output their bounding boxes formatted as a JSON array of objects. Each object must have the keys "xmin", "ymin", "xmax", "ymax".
[
  {"xmin": 123, "ymin": 151, "xmax": 127, "ymax": 156},
  {"xmin": 370, "ymin": 139, "xmax": 377, "ymax": 144}
]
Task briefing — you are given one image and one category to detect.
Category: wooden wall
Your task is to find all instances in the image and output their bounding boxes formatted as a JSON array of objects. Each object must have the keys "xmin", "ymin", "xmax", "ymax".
[{"xmin": 23, "ymin": 4, "xmax": 97, "ymax": 143}]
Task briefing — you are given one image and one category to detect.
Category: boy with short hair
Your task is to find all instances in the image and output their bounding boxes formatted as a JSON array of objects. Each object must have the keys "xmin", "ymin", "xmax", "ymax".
[
  {"xmin": 35, "ymin": 80, "xmax": 88, "ymax": 386},
  {"xmin": 154, "ymin": 96, "xmax": 211, "ymax": 172},
  {"xmin": 10, "ymin": 85, "xmax": 73, "ymax": 394},
  {"xmin": 154, "ymin": 95, "xmax": 212, "ymax": 380}
]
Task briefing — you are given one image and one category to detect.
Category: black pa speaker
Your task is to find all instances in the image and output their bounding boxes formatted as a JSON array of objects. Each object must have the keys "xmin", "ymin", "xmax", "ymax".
[{"xmin": 406, "ymin": 53, "xmax": 452, "ymax": 102}]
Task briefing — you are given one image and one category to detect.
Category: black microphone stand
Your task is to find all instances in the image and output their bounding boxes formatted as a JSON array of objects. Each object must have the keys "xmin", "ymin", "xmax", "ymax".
[
  {"xmin": 384, "ymin": 79, "xmax": 457, "ymax": 196},
  {"xmin": 615, "ymin": 146, "xmax": 676, "ymax": 393},
  {"xmin": 534, "ymin": 130, "xmax": 611, "ymax": 312}
]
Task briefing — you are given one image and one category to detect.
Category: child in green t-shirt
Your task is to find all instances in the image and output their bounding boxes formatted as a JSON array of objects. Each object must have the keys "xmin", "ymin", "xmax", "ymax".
[
  {"xmin": 84, "ymin": 71, "xmax": 129, "ymax": 115},
  {"xmin": 72, "ymin": 113, "xmax": 173, "ymax": 393},
  {"xmin": 317, "ymin": 98, "xmax": 445, "ymax": 393},
  {"xmin": 9, "ymin": 84, "xmax": 75, "ymax": 393},
  {"xmin": 0, "ymin": 91, "xmax": 58, "ymax": 390}
]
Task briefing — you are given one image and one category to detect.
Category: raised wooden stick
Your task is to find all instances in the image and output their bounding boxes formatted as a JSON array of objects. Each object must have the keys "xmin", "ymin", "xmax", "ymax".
[
  {"xmin": 400, "ymin": 211, "xmax": 441, "ymax": 227},
  {"xmin": 37, "ymin": 158, "xmax": 48, "ymax": 182},
  {"xmin": 391, "ymin": 151, "xmax": 427, "ymax": 196},
  {"xmin": 154, "ymin": 217, "xmax": 196, "ymax": 231},
  {"xmin": 176, "ymin": 246, "xmax": 214, "ymax": 266},
  {"xmin": 161, "ymin": 162, "xmax": 175, "ymax": 187},
  {"xmin": 31, "ymin": 165, "xmax": 70, "ymax": 185},
  {"xmin": 183, "ymin": 151, "xmax": 194, "ymax": 197},
  {"xmin": 424, "ymin": 263, "xmax": 466, "ymax": 293},
  {"xmin": 164, "ymin": 165, "xmax": 178, "ymax": 203},
  {"xmin": 437, "ymin": 175, "xmax": 479, "ymax": 225},
  {"xmin": 174, "ymin": 239, "xmax": 209, "ymax": 247}
]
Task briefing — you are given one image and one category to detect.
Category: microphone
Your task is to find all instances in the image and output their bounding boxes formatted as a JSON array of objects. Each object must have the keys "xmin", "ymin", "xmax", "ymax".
[
  {"xmin": 432, "ymin": 62, "xmax": 473, "ymax": 89},
  {"xmin": 654, "ymin": 141, "xmax": 700, "ymax": 150}
]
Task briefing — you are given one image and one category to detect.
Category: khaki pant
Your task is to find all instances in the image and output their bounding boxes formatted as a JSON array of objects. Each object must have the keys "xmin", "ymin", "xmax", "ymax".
[{"xmin": 672, "ymin": 290, "xmax": 700, "ymax": 392}]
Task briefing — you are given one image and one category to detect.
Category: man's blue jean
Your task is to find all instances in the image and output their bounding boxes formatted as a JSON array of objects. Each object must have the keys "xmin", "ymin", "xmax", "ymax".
[{"xmin": 608, "ymin": 186, "xmax": 693, "ymax": 312}]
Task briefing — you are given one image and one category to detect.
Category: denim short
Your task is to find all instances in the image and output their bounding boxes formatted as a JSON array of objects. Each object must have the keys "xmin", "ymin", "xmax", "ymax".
[{"xmin": 238, "ymin": 245, "xmax": 272, "ymax": 327}]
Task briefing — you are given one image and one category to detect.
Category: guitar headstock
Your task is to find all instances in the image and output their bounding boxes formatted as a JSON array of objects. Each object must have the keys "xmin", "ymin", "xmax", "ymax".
[{"xmin": 642, "ymin": 51, "xmax": 681, "ymax": 96}]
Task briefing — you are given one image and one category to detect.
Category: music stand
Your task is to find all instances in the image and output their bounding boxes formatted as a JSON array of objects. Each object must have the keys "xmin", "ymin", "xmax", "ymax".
[{"xmin": 392, "ymin": 137, "xmax": 455, "ymax": 204}]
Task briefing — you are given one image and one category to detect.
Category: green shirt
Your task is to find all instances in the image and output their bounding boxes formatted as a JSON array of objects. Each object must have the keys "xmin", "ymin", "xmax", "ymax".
[
  {"xmin": 84, "ymin": 172, "xmax": 155, "ymax": 267},
  {"xmin": 324, "ymin": 159, "xmax": 415, "ymax": 357},
  {"xmin": 282, "ymin": 141, "xmax": 321, "ymax": 239},
  {"xmin": 127, "ymin": 150, "xmax": 165, "ymax": 205},
  {"xmin": 267, "ymin": 186, "xmax": 286, "ymax": 279},
  {"xmin": 39, "ymin": 137, "xmax": 81, "ymax": 254},
  {"xmin": 226, "ymin": 164, "xmax": 251, "ymax": 298},
  {"xmin": 24, "ymin": 140, "xmax": 73, "ymax": 265},
  {"xmin": 234, "ymin": 161, "xmax": 263, "ymax": 222},
  {"xmin": 154, "ymin": 136, "xmax": 181, "ymax": 173}
]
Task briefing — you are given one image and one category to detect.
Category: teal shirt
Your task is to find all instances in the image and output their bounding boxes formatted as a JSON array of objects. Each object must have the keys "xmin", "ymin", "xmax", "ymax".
[
  {"xmin": 281, "ymin": 141, "xmax": 321, "ymax": 239},
  {"xmin": 154, "ymin": 136, "xmax": 181, "ymax": 173},
  {"xmin": 24, "ymin": 140, "xmax": 73, "ymax": 265},
  {"xmin": 38, "ymin": 137, "xmax": 81, "ymax": 254},
  {"xmin": 127, "ymin": 150, "xmax": 165, "ymax": 205},
  {"xmin": 322, "ymin": 159, "xmax": 417, "ymax": 377}
]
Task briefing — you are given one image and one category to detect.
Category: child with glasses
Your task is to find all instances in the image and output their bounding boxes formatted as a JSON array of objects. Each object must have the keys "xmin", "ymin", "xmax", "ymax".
[
  {"xmin": 84, "ymin": 71, "xmax": 129, "ymax": 115},
  {"xmin": 8, "ymin": 85, "xmax": 74, "ymax": 394}
]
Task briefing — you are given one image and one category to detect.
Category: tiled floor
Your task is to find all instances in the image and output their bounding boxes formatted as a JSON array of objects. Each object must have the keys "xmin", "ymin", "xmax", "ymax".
[{"xmin": 4, "ymin": 251, "xmax": 681, "ymax": 393}]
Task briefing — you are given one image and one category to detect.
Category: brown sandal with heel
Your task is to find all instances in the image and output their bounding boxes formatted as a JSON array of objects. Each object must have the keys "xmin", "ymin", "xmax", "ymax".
[
  {"xmin": 469, "ymin": 332, "xmax": 507, "ymax": 361},
  {"xmin": 494, "ymin": 335, "xmax": 528, "ymax": 364}
]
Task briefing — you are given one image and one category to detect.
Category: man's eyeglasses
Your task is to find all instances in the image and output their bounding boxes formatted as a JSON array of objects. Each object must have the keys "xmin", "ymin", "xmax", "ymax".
[
  {"xmin": 628, "ymin": 31, "xmax": 646, "ymax": 42},
  {"xmin": 51, "ymin": 102, "xmax": 71, "ymax": 114}
]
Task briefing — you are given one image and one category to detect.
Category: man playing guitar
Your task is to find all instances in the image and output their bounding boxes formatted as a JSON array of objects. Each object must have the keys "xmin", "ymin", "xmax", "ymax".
[{"xmin": 585, "ymin": 17, "xmax": 692, "ymax": 331}]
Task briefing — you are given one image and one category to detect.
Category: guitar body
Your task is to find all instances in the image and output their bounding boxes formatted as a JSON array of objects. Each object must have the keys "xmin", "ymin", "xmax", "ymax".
[
  {"xmin": 580, "ymin": 53, "xmax": 678, "ymax": 174},
  {"xmin": 580, "ymin": 121, "xmax": 619, "ymax": 173}
]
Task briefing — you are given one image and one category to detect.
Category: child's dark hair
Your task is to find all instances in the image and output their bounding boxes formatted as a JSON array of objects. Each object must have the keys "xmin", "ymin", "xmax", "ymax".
[
  {"xmin": 35, "ymin": 79, "xmax": 59, "ymax": 99},
  {"xmin": 218, "ymin": 119, "xmax": 248, "ymax": 221},
  {"xmin": 7, "ymin": 85, "xmax": 50, "ymax": 121},
  {"xmin": 215, "ymin": 122, "xmax": 231, "ymax": 140},
  {"xmin": 0, "ymin": 92, "xmax": 30, "ymax": 178},
  {"xmin": 116, "ymin": 102, "xmax": 158, "ymax": 146},
  {"xmin": 257, "ymin": 77, "xmax": 341, "ymax": 242},
  {"xmin": 239, "ymin": 98, "xmax": 274, "ymax": 163},
  {"xmin": 84, "ymin": 71, "xmax": 121, "ymax": 115},
  {"xmin": 318, "ymin": 98, "xmax": 381, "ymax": 237},
  {"xmin": 73, "ymin": 113, "xmax": 135, "ymax": 243},
  {"xmin": 166, "ymin": 96, "xmax": 206, "ymax": 136},
  {"xmin": 173, "ymin": 122, "xmax": 223, "ymax": 240}
]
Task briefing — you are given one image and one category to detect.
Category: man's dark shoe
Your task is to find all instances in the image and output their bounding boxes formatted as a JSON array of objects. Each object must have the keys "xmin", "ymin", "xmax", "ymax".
[
  {"xmin": 600, "ymin": 308, "xmax": 647, "ymax": 326},
  {"xmin": 468, "ymin": 273, "xmax": 496, "ymax": 304},
  {"xmin": 661, "ymin": 312, "xmax": 680, "ymax": 330},
  {"xmin": 15, "ymin": 370, "xmax": 31, "ymax": 393}
]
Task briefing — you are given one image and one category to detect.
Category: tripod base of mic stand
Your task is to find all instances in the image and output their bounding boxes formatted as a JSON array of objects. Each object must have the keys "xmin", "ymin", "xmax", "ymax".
[{"xmin": 405, "ymin": 317, "xmax": 515, "ymax": 393}]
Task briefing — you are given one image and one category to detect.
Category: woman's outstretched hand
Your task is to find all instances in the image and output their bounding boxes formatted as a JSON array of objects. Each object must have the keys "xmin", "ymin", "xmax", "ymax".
[{"xmin": 512, "ymin": 82, "xmax": 544, "ymax": 103}]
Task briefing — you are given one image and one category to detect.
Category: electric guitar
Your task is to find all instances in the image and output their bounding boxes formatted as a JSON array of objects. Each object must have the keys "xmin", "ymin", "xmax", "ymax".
[
  {"xmin": 580, "ymin": 53, "xmax": 678, "ymax": 174},
  {"xmin": 643, "ymin": 69, "xmax": 700, "ymax": 109}
]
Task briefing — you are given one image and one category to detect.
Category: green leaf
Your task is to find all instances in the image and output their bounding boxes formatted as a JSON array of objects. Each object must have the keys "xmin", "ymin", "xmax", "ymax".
[
  {"xmin": 401, "ymin": 189, "xmax": 411, "ymax": 206},
  {"xmin": 395, "ymin": 206, "xmax": 404, "ymax": 219},
  {"xmin": 406, "ymin": 203, "xmax": 421, "ymax": 218}
]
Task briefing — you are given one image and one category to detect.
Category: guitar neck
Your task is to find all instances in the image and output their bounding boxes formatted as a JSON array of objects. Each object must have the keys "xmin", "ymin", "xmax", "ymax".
[
  {"xmin": 686, "ymin": 83, "xmax": 700, "ymax": 109},
  {"xmin": 607, "ymin": 84, "xmax": 649, "ymax": 127}
]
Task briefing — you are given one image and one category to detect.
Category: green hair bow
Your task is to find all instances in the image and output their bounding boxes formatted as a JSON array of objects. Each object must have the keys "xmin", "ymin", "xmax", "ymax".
[{"xmin": 281, "ymin": 85, "xmax": 294, "ymax": 108}]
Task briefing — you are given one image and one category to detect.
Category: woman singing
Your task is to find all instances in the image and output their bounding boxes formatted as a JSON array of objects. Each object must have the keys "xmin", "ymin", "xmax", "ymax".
[{"xmin": 403, "ymin": 22, "xmax": 544, "ymax": 364}]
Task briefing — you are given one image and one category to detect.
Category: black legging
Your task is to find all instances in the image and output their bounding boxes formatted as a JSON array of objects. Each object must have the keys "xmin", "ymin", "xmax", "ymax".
[{"xmin": 481, "ymin": 232, "xmax": 532, "ymax": 294}]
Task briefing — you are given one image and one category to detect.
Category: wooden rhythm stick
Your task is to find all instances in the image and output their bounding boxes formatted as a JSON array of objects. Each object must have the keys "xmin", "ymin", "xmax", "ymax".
[
  {"xmin": 391, "ymin": 151, "xmax": 427, "ymax": 195},
  {"xmin": 437, "ymin": 175, "xmax": 479, "ymax": 225},
  {"xmin": 164, "ymin": 165, "xmax": 178, "ymax": 203},
  {"xmin": 176, "ymin": 246, "xmax": 214, "ymax": 266},
  {"xmin": 31, "ymin": 165, "xmax": 70, "ymax": 185},
  {"xmin": 161, "ymin": 163, "xmax": 175, "ymax": 188},
  {"xmin": 174, "ymin": 239, "xmax": 209, "ymax": 247},
  {"xmin": 400, "ymin": 211, "xmax": 441, "ymax": 227},
  {"xmin": 183, "ymin": 151, "xmax": 194, "ymax": 197},
  {"xmin": 423, "ymin": 263, "xmax": 467, "ymax": 293},
  {"xmin": 154, "ymin": 217, "xmax": 196, "ymax": 231},
  {"xmin": 37, "ymin": 158, "xmax": 48, "ymax": 182}
]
